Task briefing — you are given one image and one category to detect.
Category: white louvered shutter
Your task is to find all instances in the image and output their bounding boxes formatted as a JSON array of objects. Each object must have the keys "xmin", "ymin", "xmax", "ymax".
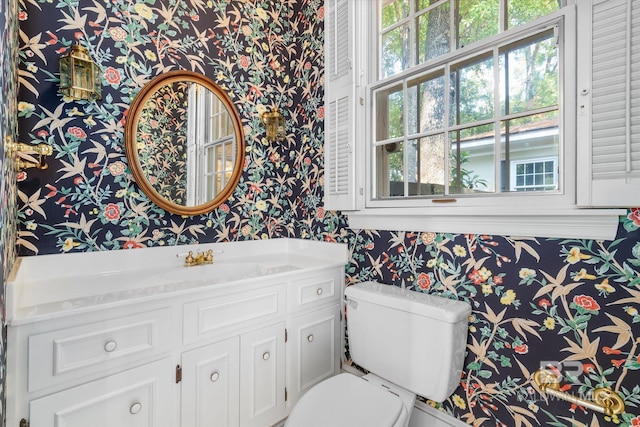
[
  {"xmin": 577, "ymin": 0, "xmax": 640, "ymax": 207},
  {"xmin": 324, "ymin": 0, "xmax": 358, "ymax": 211}
]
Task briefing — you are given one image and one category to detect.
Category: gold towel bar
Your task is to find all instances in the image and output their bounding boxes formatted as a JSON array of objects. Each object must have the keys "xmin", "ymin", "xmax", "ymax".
[{"xmin": 532, "ymin": 369, "xmax": 625, "ymax": 416}]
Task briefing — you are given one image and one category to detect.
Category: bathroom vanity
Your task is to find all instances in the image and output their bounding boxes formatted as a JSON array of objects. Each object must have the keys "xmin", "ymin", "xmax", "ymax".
[{"xmin": 5, "ymin": 238, "xmax": 348, "ymax": 427}]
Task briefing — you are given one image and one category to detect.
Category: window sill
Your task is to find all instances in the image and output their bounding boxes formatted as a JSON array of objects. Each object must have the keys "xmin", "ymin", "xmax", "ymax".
[{"xmin": 344, "ymin": 207, "xmax": 626, "ymax": 240}]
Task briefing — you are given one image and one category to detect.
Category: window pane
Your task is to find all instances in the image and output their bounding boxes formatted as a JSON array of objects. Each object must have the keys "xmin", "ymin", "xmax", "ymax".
[
  {"xmin": 416, "ymin": 1, "xmax": 450, "ymax": 65},
  {"xmin": 225, "ymin": 142, "xmax": 233, "ymax": 172},
  {"xmin": 508, "ymin": 0, "xmax": 559, "ymax": 29},
  {"xmin": 449, "ymin": 124, "xmax": 495, "ymax": 194},
  {"xmin": 501, "ymin": 31, "xmax": 558, "ymax": 115},
  {"xmin": 382, "ymin": 24, "xmax": 410, "ymax": 78},
  {"xmin": 215, "ymin": 144, "xmax": 223, "ymax": 171},
  {"xmin": 376, "ymin": 142, "xmax": 405, "ymax": 197},
  {"xmin": 458, "ymin": 0, "xmax": 499, "ymax": 49},
  {"xmin": 501, "ymin": 111, "xmax": 559, "ymax": 192},
  {"xmin": 376, "ymin": 85, "xmax": 405, "ymax": 141},
  {"xmin": 450, "ymin": 55, "xmax": 494, "ymax": 126},
  {"xmin": 408, "ymin": 135, "xmax": 446, "ymax": 195},
  {"xmin": 382, "ymin": 0, "xmax": 410, "ymax": 29},
  {"xmin": 407, "ymin": 73, "xmax": 445, "ymax": 134}
]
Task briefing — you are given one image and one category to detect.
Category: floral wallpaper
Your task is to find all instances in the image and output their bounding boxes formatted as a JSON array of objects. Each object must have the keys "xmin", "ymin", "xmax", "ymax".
[
  {"xmin": 17, "ymin": 0, "xmax": 329, "ymax": 253},
  {"xmin": 344, "ymin": 216, "xmax": 640, "ymax": 427},
  {"xmin": 13, "ymin": 1, "xmax": 640, "ymax": 427},
  {"xmin": 136, "ymin": 81, "xmax": 188, "ymax": 205}
]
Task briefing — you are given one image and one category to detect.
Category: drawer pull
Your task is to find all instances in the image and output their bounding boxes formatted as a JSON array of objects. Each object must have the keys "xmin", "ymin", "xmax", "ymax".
[
  {"xmin": 262, "ymin": 352, "xmax": 270, "ymax": 361},
  {"xmin": 130, "ymin": 402, "xmax": 142, "ymax": 415},
  {"xmin": 307, "ymin": 334, "xmax": 314, "ymax": 343},
  {"xmin": 104, "ymin": 341, "xmax": 118, "ymax": 352},
  {"xmin": 210, "ymin": 371, "xmax": 220, "ymax": 382},
  {"xmin": 316, "ymin": 288, "xmax": 323, "ymax": 296}
]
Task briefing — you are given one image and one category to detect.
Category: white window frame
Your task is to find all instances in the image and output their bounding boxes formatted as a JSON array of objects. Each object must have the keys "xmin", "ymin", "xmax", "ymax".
[
  {"xmin": 368, "ymin": 7, "xmax": 570, "ymax": 208},
  {"xmin": 186, "ymin": 85, "xmax": 236, "ymax": 206},
  {"xmin": 338, "ymin": 0, "xmax": 625, "ymax": 240}
]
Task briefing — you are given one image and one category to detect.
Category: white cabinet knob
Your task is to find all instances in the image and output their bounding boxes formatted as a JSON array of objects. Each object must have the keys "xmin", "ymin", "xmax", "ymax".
[
  {"xmin": 130, "ymin": 402, "xmax": 142, "ymax": 414},
  {"xmin": 307, "ymin": 334, "xmax": 314, "ymax": 343},
  {"xmin": 262, "ymin": 352, "xmax": 270, "ymax": 361},
  {"xmin": 104, "ymin": 341, "xmax": 117, "ymax": 352},
  {"xmin": 316, "ymin": 288, "xmax": 323, "ymax": 296},
  {"xmin": 210, "ymin": 371, "xmax": 220, "ymax": 382}
]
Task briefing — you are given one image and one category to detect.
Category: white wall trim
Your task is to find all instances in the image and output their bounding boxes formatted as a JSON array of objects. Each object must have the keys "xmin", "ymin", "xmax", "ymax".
[
  {"xmin": 345, "ymin": 208, "xmax": 626, "ymax": 240},
  {"xmin": 408, "ymin": 401, "xmax": 470, "ymax": 427}
]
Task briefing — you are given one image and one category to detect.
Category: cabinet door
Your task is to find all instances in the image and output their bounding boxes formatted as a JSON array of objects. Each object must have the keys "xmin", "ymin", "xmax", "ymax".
[
  {"xmin": 287, "ymin": 305, "xmax": 340, "ymax": 405},
  {"xmin": 181, "ymin": 337, "xmax": 240, "ymax": 427},
  {"xmin": 29, "ymin": 358, "xmax": 172, "ymax": 427},
  {"xmin": 240, "ymin": 322, "xmax": 286, "ymax": 427}
]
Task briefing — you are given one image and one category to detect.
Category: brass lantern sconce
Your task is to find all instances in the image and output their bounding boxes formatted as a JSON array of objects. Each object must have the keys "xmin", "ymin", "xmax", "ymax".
[
  {"xmin": 59, "ymin": 44, "xmax": 102, "ymax": 101},
  {"xmin": 261, "ymin": 108, "xmax": 286, "ymax": 142}
]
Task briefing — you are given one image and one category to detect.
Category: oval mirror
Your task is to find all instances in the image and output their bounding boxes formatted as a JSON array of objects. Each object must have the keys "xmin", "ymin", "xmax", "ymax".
[{"xmin": 125, "ymin": 70, "xmax": 244, "ymax": 215}]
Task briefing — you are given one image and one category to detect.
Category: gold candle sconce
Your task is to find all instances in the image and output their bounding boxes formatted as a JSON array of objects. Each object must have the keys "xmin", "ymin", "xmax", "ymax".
[{"xmin": 261, "ymin": 108, "xmax": 286, "ymax": 142}]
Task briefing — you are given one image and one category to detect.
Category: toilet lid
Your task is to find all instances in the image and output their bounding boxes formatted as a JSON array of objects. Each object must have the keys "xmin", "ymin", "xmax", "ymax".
[{"xmin": 287, "ymin": 374, "xmax": 403, "ymax": 427}]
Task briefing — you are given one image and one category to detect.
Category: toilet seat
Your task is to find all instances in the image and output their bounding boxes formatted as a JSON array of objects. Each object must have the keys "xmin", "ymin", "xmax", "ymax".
[{"xmin": 285, "ymin": 373, "xmax": 404, "ymax": 427}]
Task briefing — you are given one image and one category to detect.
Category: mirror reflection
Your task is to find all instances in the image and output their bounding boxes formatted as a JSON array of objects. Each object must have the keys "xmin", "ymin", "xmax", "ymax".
[{"xmin": 125, "ymin": 70, "xmax": 244, "ymax": 216}]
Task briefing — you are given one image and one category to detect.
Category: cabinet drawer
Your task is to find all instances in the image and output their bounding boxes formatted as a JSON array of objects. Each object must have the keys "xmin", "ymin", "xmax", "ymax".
[
  {"xmin": 28, "ymin": 308, "xmax": 171, "ymax": 392},
  {"xmin": 287, "ymin": 272, "xmax": 341, "ymax": 313},
  {"xmin": 183, "ymin": 286, "xmax": 285, "ymax": 345},
  {"xmin": 29, "ymin": 358, "xmax": 173, "ymax": 427}
]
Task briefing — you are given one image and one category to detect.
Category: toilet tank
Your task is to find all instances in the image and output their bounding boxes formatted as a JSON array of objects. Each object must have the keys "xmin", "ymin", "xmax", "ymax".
[{"xmin": 345, "ymin": 281, "xmax": 471, "ymax": 402}]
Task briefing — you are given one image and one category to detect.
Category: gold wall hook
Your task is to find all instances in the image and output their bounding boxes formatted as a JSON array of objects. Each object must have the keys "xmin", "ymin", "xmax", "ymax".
[{"xmin": 532, "ymin": 369, "xmax": 626, "ymax": 416}]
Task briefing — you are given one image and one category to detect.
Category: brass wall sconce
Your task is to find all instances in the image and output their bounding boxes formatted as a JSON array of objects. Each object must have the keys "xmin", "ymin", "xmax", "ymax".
[
  {"xmin": 5, "ymin": 137, "xmax": 53, "ymax": 170},
  {"xmin": 532, "ymin": 369, "xmax": 625, "ymax": 416},
  {"xmin": 59, "ymin": 44, "xmax": 102, "ymax": 101},
  {"xmin": 261, "ymin": 108, "xmax": 286, "ymax": 142}
]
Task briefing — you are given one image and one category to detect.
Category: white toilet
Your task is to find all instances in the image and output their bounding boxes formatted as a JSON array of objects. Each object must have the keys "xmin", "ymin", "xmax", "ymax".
[{"xmin": 285, "ymin": 281, "xmax": 471, "ymax": 427}]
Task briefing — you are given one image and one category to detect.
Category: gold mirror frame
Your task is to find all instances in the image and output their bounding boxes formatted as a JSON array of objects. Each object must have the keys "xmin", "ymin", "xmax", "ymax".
[{"xmin": 125, "ymin": 70, "xmax": 244, "ymax": 215}]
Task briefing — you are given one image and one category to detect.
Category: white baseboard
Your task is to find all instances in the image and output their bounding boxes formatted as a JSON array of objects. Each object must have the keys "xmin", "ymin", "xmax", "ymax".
[{"xmin": 408, "ymin": 401, "xmax": 469, "ymax": 427}]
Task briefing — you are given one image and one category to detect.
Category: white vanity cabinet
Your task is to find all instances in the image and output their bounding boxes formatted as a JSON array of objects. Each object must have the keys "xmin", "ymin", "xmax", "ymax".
[
  {"xmin": 6, "ymin": 239, "xmax": 347, "ymax": 427},
  {"xmin": 6, "ymin": 304, "xmax": 176, "ymax": 427},
  {"xmin": 179, "ymin": 270, "xmax": 342, "ymax": 427}
]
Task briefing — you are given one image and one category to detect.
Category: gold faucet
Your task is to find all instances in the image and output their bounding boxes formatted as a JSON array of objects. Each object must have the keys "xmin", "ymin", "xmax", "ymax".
[{"xmin": 184, "ymin": 249, "xmax": 214, "ymax": 267}]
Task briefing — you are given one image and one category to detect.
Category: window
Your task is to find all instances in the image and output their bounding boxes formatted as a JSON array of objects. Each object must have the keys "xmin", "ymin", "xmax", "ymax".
[
  {"xmin": 371, "ymin": 0, "xmax": 564, "ymax": 203},
  {"xmin": 324, "ymin": 0, "xmax": 626, "ymax": 239},
  {"xmin": 186, "ymin": 86, "xmax": 236, "ymax": 205},
  {"xmin": 511, "ymin": 158, "xmax": 557, "ymax": 191}
]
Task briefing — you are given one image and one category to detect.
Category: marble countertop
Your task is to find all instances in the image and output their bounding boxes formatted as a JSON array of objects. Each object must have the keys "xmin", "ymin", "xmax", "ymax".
[{"xmin": 7, "ymin": 238, "xmax": 348, "ymax": 324}]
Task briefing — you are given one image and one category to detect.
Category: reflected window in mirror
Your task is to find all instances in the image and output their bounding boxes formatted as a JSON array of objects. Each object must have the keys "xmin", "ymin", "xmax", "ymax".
[{"xmin": 186, "ymin": 84, "xmax": 237, "ymax": 206}]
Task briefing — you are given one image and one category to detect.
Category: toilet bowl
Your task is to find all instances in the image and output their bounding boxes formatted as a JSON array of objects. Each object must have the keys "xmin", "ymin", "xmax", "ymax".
[{"xmin": 285, "ymin": 373, "xmax": 416, "ymax": 427}]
